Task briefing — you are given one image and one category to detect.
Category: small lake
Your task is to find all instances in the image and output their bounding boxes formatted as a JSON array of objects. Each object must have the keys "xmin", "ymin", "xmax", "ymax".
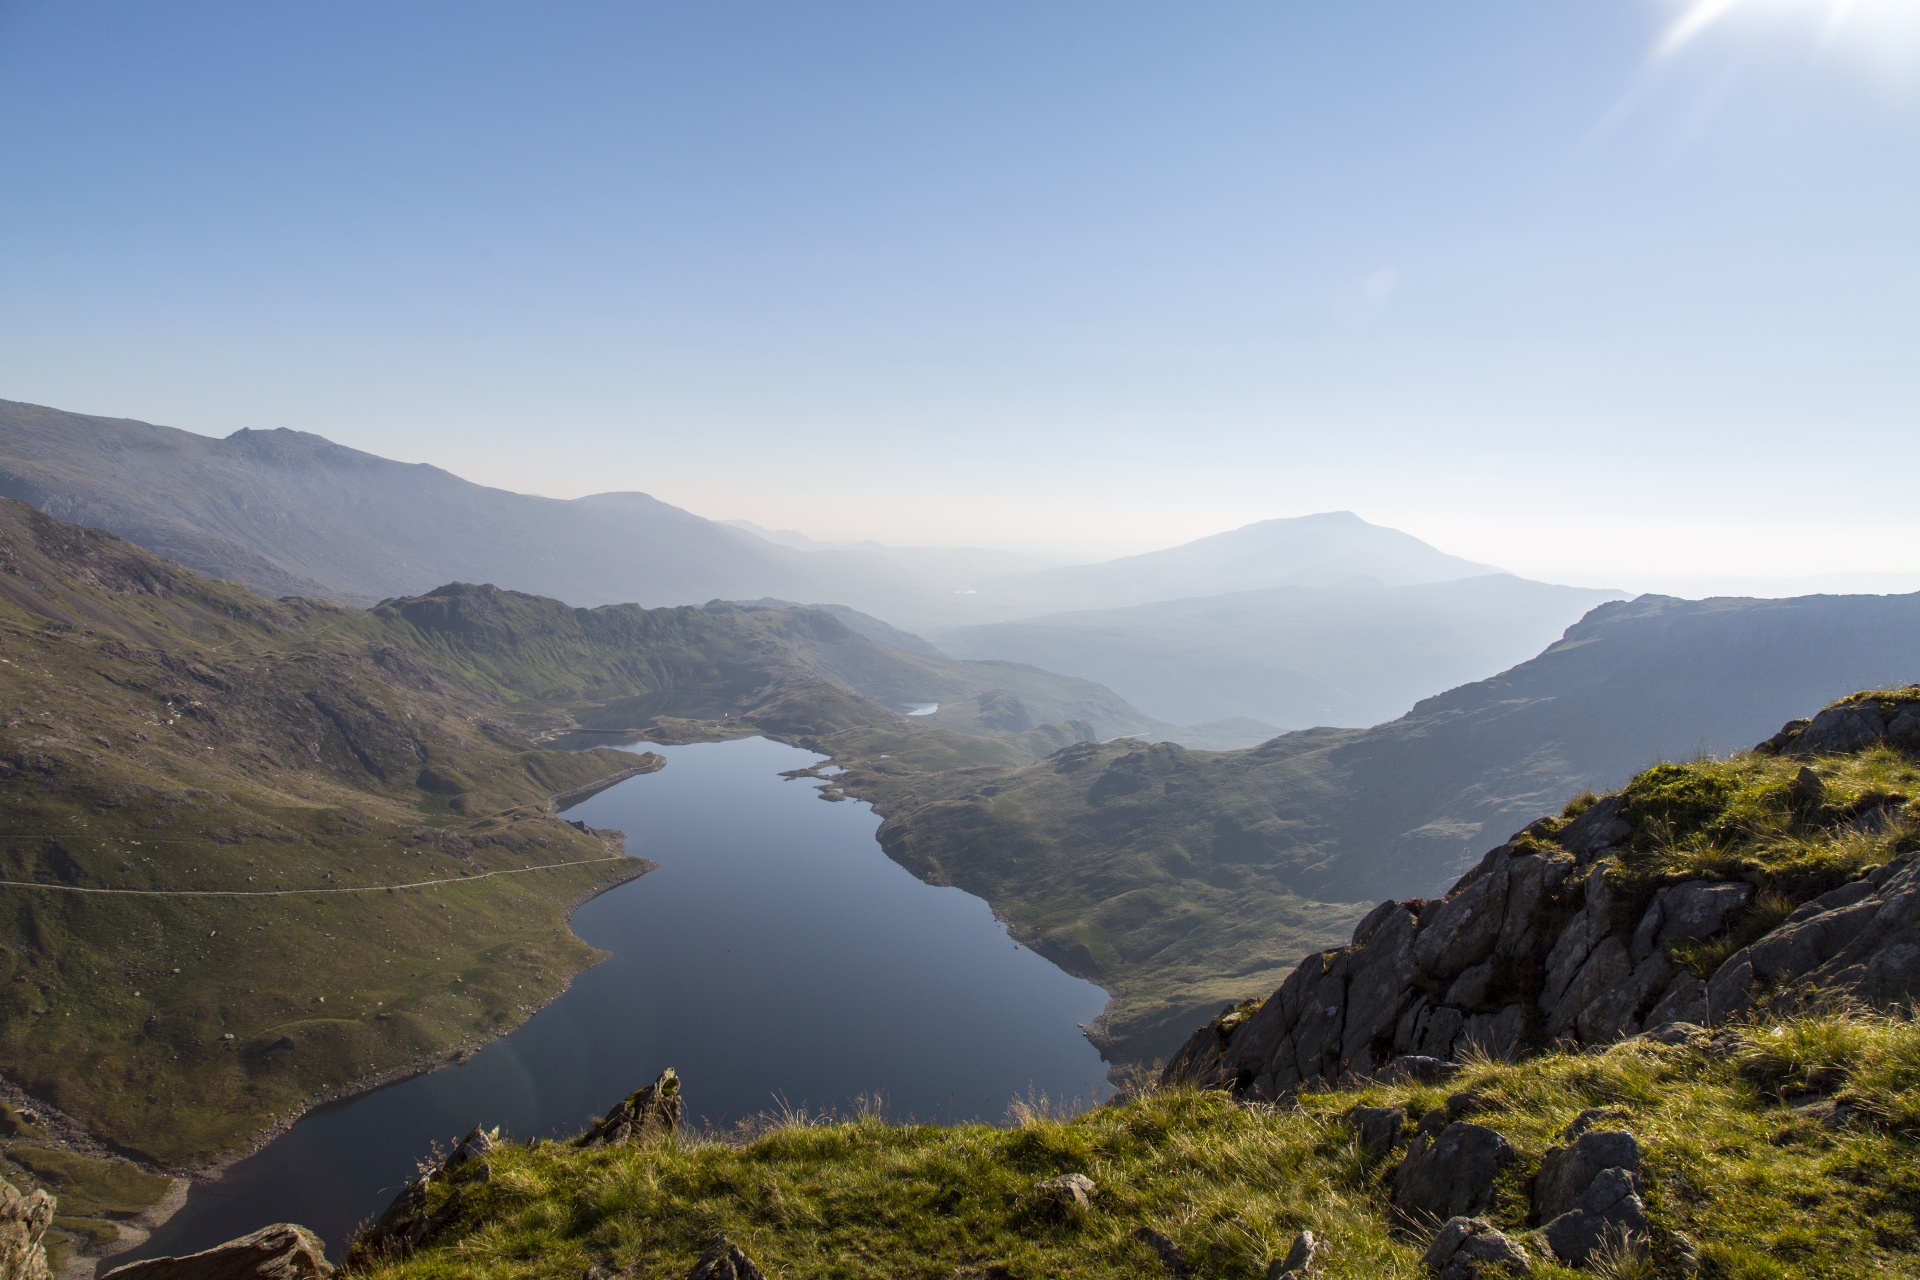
[{"xmin": 126, "ymin": 737, "xmax": 1110, "ymax": 1260}]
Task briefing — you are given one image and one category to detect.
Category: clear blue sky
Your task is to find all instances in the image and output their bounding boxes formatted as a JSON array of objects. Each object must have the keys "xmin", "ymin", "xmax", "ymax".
[{"xmin": 2, "ymin": 1, "xmax": 1916, "ymax": 591}]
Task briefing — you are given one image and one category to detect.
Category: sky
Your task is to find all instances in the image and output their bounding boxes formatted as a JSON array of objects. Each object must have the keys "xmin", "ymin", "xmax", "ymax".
[{"xmin": 1, "ymin": 1, "xmax": 1917, "ymax": 594}]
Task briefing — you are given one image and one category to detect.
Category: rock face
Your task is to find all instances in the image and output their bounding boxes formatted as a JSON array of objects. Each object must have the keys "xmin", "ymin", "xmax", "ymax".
[
  {"xmin": 1164, "ymin": 699, "xmax": 1920, "ymax": 1097},
  {"xmin": 1709, "ymin": 853, "xmax": 1920, "ymax": 1020},
  {"xmin": 0, "ymin": 1176, "xmax": 53, "ymax": 1280},
  {"xmin": 101, "ymin": 1224, "xmax": 332, "ymax": 1280},
  {"xmin": 578, "ymin": 1068, "xmax": 682, "ymax": 1147}
]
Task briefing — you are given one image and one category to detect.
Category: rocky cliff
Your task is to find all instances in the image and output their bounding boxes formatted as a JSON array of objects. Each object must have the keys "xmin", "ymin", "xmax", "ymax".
[{"xmin": 1166, "ymin": 689, "xmax": 1920, "ymax": 1095}]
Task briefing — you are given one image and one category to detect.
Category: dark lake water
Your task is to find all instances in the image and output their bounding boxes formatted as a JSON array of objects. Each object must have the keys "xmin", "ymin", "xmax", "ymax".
[{"xmin": 126, "ymin": 737, "xmax": 1110, "ymax": 1261}]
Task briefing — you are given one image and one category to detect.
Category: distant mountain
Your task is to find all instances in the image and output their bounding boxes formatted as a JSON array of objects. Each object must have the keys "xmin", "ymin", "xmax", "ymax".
[
  {"xmin": 946, "ymin": 511, "xmax": 1501, "ymax": 622},
  {"xmin": 721, "ymin": 519, "xmax": 1061, "ymax": 592},
  {"xmin": 841, "ymin": 589, "xmax": 1920, "ymax": 1061},
  {"xmin": 934, "ymin": 575, "xmax": 1624, "ymax": 730},
  {"xmin": 0, "ymin": 398, "xmax": 938, "ymax": 613}
]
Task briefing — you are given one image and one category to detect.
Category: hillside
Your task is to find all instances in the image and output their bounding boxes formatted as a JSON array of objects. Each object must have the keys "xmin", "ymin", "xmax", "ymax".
[
  {"xmin": 0, "ymin": 500, "xmax": 1158, "ymax": 1174},
  {"xmin": 834, "ymin": 591, "xmax": 1920, "ymax": 1063},
  {"xmin": 89, "ymin": 688, "xmax": 1920, "ymax": 1280},
  {"xmin": 0, "ymin": 398, "xmax": 935, "ymax": 615},
  {"xmin": 934, "ymin": 574, "xmax": 1622, "ymax": 731}
]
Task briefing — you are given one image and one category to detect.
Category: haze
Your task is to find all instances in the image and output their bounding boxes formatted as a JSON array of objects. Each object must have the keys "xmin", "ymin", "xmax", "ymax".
[{"xmin": 2, "ymin": 1, "xmax": 1916, "ymax": 594}]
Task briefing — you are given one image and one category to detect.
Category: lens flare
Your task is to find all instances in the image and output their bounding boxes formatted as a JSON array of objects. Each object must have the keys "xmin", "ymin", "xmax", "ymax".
[{"xmin": 1656, "ymin": 0, "xmax": 1920, "ymax": 66}]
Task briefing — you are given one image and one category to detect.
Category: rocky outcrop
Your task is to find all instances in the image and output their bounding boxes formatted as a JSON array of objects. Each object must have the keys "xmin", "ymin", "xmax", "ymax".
[
  {"xmin": 352, "ymin": 1125, "xmax": 498, "ymax": 1261},
  {"xmin": 1532, "ymin": 1124, "xmax": 1647, "ymax": 1266},
  {"xmin": 1421, "ymin": 1217, "xmax": 1532, "ymax": 1279},
  {"xmin": 1034, "ymin": 1173, "xmax": 1095, "ymax": 1212},
  {"xmin": 100, "ymin": 1224, "xmax": 331, "ymax": 1280},
  {"xmin": 1266, "ymin": 1229, "xmax": 1319, "ymax": 1280},
  {"xmin": 578, "ymin": 1068, "xmax": 682, "ymax": 1147},
  {"xmin": 685, "ymin": 1237, "xmax": 765, "ymax": 1280},
  {"xmin": 1709, "ymin": 853, "xmax": 1920, "ymax": 1019},
  {"xmin": 1165, "ymin": 697, "xmax": 1920, "ymax": 1097},
  {"xmin": 0, "ymin": 1176, "xmax": 53, "ymax": 1280},
  {"xmin": 1755, "ymin": 693, "xmax": 1920, "ymax": 758}
]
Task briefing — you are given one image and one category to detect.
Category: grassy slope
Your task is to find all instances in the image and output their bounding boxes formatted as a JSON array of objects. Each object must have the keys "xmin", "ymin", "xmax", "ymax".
[
  {"xmin": 352, "ymin": 1015, "xmax": 1920, "ymax": 1280},
  {"xmin": 0, "ymin": 502, "xmax": 659, "ymax": 1167}
]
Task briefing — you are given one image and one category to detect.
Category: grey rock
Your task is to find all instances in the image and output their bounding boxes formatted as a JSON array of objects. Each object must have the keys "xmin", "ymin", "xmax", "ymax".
[
  {"xmin": 1786, "ymin": 704, "xmax": 1886, "ymax": 757},
  {"xmin": 0, "ymin": 1175, "xmax": 54, "ymax": 1280},
  {"xmin": 1631, "ymin": 881, "xmax": 1752, "ymax": 963},
  {"xmin": 1347, "ymin": 1105, "xmax": 1407, "ymax": 1161},
  {"xmin": 1458, "ymin": 1006, "xmax": 1525, "ymax": 1062},
  {"xmin": 1638, "ymin": 1019, "xmax": 1707, "ymax": 1046},
  {"xmin": 1643, "ymin": 974, "xmax": 1709, "ymax": 1029},
  {"xmin": 103, "ymin": 1224, "xmax": 332, "ymax": 1279},
  {"xmin": 578, "ymin": 1067, "xmax": 682, "ymax": 1147},
  {"xmin": 1534, "ymin": 1130, "xmax": 1641, "ymax": 1221},
  {"xmin": 1541, "ymin": 1166, "xmax": 1649, "ymax": 1267},
  {"xmin": 1412, "ymin": 855, "xmax": 1512, "ymax": 981},
  {"xmin": 1558, "ymin": 795, "xmax": 1630, "ymax": 860},
  {"xmin": 1392, "ymin": 1122, "xmax": 1517, "ymax": 1223},
  {"xmin": 685, "ymin": 1237, "xmax": 765, "ymax": 1280},
  {"xmin": 1444, "ymin": 962, "xmax": 1493, "ymax": 1010},
  {"xmin": 1265, "ymin": 1229, "xmax": 1319, "ymax": 1279},
  {"xmin": 1547, "ymin": 936, "xmax": 1630, "ymax": 1040},
  {"xmin": 1035, "ymin": 1172, "xmax": 1095, "ymax": 1210},
  {"xmin": 1576, "ymin": 951, "xmax": 1672, "ymax": 1045},
  {"xmin": 1387, "ymin": 1055, "xmax": 1461, "ymax": 1084},
  {"xmin": 1497, "ymin": 852, "xmax": 1575, "ymax": 955},
  {"xmin": 1421, "ymin": 1216, "xmax": 1532, "ymax": 1279}
]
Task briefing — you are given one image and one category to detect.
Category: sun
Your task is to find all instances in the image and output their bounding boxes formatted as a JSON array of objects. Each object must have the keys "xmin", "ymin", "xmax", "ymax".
[{"xmin": 1656, "ymin": 0, "xmax": 1920, "ymax": 63}]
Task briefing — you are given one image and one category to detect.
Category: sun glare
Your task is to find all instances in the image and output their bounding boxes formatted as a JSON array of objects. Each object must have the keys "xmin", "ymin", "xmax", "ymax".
[{"xmin": 1657, "ymin": 0, "xmax": 1920, "ymax": 67}]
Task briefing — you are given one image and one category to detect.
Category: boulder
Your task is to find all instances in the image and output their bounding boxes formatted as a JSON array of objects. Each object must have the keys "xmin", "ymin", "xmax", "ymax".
[
  {"xmin": 578, "ymin": 1068, "xmax": 682, "ymax": 1146},
  {"xmin": 1346, "ymin": 1105, "xmax": 1407, "ymax": 1161},
  {"xmin": 1630, "ymin": 881, "xmax": 1752, "ymax": 964},
  {"xmin": 1541, "ymin": 1166, "xmax": 1649, "ymax": 1267},
  {"xmin": 684, "ymin": 1237, "xmax": 765, "ymax": 1280},
  {"xmin": 0, "ymin": 1176, "xmax": 54, "ymax": 1280},
  {"xmin": 1035, "ymin": 1172, "xmax": 1095, "ymax": 1211},
  {"xmin": 1533, "ymin": 1130, "xmax": 1641, "ymax": 1222},
  {"xmin": 1392, "ymin": 1122, "xmax": 1516, "ymax": 1223},
  {"xmin": 1421, "ymin": 1216, "xmax": 1531, "ymax": 1279},
  {"xmin": 1265, "ymin": 1229, "xmax": 1319, "ymax": 1279},
  {"xmin": 102, "ymin": 1224, "xmax": 332, "ymax": 1280}
]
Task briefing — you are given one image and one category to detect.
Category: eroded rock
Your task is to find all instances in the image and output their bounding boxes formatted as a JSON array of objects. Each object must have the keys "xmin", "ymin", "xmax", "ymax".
[
  {"xmin": 1421, "ymin": 1216, "xmax": 1531, "ymax": 1279},
  {"xmin": 1265, "ymin": 1228, "xmax": 1319, "ymax": 1279},
  {"xmin": 1541, "ymin": 1166, "xmax": 1649, "ymax": 1267},
  {"xmin": 1346, "ymin": 1105, "xmax": 1407, "ymax": 1161},
  {"xmin": 578, "ymin": 1068, "xmax": 682, "ymax": 1147},
  {"xmin": 1035, "ymin": 1172, "xmax": 1095, "ymax": 1211},
  {"xmin": 1533, "ymin": 1130, "xmax": 1640, "ymax": 1222},
  {"xmin": 1392, "ymin": 1121, "xmax": 1516, "ymax": 1224},
  {"xmin": 102, "ymin": 1224, "xmax": 332, "ymax": 1280},
  {"xmin": 685, "ymin": 1237, "xmax": 765, "ymax": 1280},
  {"xmin": 0, "ymin": 1176, "xmax": 53, "ymax": 1280}
]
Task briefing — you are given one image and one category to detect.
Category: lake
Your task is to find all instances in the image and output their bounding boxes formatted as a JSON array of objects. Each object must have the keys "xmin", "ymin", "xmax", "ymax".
[{"xmin": 124, "ymin": 736, "xmax": 1110, "ymax": 1260}]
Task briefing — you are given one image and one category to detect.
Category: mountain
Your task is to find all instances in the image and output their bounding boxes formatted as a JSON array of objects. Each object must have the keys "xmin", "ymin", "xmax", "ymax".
[
  {"xmin": 0, "ymin": 398, "xmax": 937, "ymax": 614},
  {"xmin": 942, "ymin": 511, "xmax": 1502, "ymax": 623},
  {"xmin": 934, "ymin": 574, "xmax": 1623, "ymax": 731},
  {"xmin": 0, "ymin": 499, "xmax": 1158, "ymax": 1180},
  {"xmin": 831, "ymin": 590, "xmax": 1920, "ymax": 1062}
]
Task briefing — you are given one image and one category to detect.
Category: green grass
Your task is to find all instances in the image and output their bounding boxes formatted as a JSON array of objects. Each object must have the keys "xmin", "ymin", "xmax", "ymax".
[
  {"xmin": 1, "ymin": 1143, "xmax": 172, "ymax": 1217},
  {"xmin": 1601, "ymin": 749, "xmax": 1920, "ymax": 938},
  {"xmin": 342, "ymin": 1014, "xmax": 1920, "ymax": 1280}
]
